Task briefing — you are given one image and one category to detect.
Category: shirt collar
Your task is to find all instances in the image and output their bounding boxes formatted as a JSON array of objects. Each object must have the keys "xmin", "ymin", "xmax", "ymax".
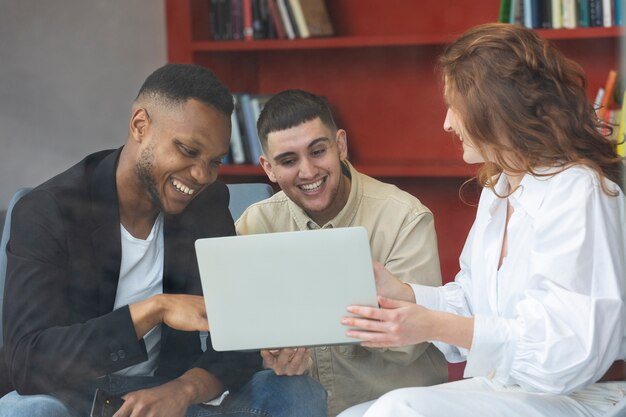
[
  {"xmin": 286, "ymin": 160, "xmax": 360, "ymax": 230},
  {"xmin": 493, "ymin": 168, "xmax": 555, "ymax": 219}
]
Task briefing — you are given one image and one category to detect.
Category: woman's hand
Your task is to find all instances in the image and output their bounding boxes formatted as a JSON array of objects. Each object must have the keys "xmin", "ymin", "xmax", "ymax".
[
  {"xmin": 343, "ymin": 296, "xmax": 475, "ymax": 350},
  {"xmin": 342, "ymin": 296, "xmax": 432, "ymax": 348}
]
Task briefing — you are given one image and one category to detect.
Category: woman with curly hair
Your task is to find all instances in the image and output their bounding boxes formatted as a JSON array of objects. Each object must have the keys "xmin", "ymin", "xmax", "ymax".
[{"xmin": 339, "ymin": 23, "xmax": 626, "ymax": 417}]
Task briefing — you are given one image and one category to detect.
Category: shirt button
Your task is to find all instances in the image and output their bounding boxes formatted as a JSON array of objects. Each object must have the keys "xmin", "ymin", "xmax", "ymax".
[
  {"xmin": 118, "ymin": 350, "xmax": 126, "ymax": 359},
  {"xmin": 110, "ymin": 352, "xmax": 119, "ymax": 362}
]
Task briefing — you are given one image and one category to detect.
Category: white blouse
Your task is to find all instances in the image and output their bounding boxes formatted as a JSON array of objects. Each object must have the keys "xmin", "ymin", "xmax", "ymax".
[{"xmin": 412, "ymin": 166, "xmax": 626, "ymax": 395}]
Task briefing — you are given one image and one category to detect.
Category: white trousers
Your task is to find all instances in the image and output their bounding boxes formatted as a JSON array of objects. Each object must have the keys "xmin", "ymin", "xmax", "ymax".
[{"xmin": 338, "ymin": 378, "xmax": 626, "ymax": 417}]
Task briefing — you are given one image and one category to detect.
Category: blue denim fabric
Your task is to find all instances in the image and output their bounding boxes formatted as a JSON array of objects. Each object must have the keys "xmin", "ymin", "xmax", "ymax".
[{"xmin": 0, "ymin": 370, "xmax": 327, "ymax": 417}]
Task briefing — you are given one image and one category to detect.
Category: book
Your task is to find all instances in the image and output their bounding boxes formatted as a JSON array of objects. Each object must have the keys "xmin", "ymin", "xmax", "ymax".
[
  {"xmin": 616, "ymin": 0, "xmax": 624, "ymax": 25},
  {"xmin": 252, "ymin": 0, "xmax": 266, "ymax": 39},
  {"xmin": 239, "ymin": 94, "xmax": 264, "ymax": 165},
  {"xmin": 552, "ymin": 0, "xmax": 563, "ymax": 28},
  {"xmin": 283, "ymin": 0, "xmax": 301, "ymax": 37},
  {"xmin": 562, "ymin": 0, "xmax": 577, "ymax": 28},
  {"xmin": 297, "ymin": 0, "xmax": 334, "ymax": 36},
  {"xmin": 289, "ymin": 0, "xmax": 311, "ymax": 38},
  {"xmin": 499, "ymin": 0, "xmax": 512, "ymax": 22},
  {"xmin": 231, "ymin": 0, "xmax": 243, "ymax": 40},
  {"xmin": 602, "ymin": 0, "xmax": 613, "ymax": 26},
  {"xmin": 223, "ymin": 0, "xmax": 233, "ymax": 40},
  {"xmin": 541, "ymin": 0, "xmax": 553, "ymax": 27},
  {"xmin": 210, "ymin": 0, "xmax": 221, "ymax": 40},
  {"xmin": 277, "ymin": 0, "xmax": 296, "ymax": 39},
  {"xmin": 598, "ymin": 69, "xmax": 618, "ymax": 119},
  {"xmin": 243, "ymin": 0, "xmax": 254, "ymax": 40},
  {"xmin": 511, "ymin": 0, "xmax": 525, "ymax": 24},
  {"xmin": 509, "ymin": 0, "xmax": 517, "ymax": 23},
  {"xmin": 524, "ymin": 0, "xmax": 534, "ymax": 27},
  {"xmin": 578, "ymin": 0, "xmax": 591, "ymax": 27},
  {"xmin": 212, "ymin": 0, "xmax": 231, "ymax": 40},
  {"xmin": 530, "ymin": 0, "xmax": 542, "ymax": 27},
  {"xmin": 257, "ymin": 0, "xmax": 276, "ymax": 39},
  {"xmin": 267, "ymin": 0, "xmax": 287, "ymax": 38},
  {"xmin": 230, "ymin": 95, "xmax": 246, "ymax": 164},
  {"xmin": 590, "ymin": 0, "xmax": 603, "ymax": 26}
]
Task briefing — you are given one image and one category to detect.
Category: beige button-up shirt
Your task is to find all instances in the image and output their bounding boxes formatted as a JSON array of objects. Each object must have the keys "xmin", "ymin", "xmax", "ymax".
[{"xmin": 236, "ymin": 162, "xmax": 447, "ymax": 416}]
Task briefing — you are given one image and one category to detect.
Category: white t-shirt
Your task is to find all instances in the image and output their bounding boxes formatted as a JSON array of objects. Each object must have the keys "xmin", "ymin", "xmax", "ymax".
[{"xmin": 113, "ymin": 213, "xmax": 164, "ymax": 376}]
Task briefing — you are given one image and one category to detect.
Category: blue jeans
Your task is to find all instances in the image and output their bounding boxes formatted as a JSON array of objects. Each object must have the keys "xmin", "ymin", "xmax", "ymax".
[{"xmin": 0, "ymin": 370, "xmax": 327, "ymax": 417}]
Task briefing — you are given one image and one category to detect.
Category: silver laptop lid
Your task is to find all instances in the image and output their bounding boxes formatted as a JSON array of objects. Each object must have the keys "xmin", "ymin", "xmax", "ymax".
[{"xmin": 195, "ymin": 226, "xmax": 377, "ymax": 351}]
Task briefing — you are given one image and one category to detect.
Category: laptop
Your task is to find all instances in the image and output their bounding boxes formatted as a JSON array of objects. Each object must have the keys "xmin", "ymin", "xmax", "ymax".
[{"xmin": 195, "ymin": 226, "xmax": 378, "ymax": 351}]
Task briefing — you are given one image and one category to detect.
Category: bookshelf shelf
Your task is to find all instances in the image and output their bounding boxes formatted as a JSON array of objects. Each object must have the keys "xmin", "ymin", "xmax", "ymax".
[
  {"xmin": 536, "ymin": 26, "xmax": 623, "ymax": 40},
  {"xmin": 192, "ymin": 27, "xmax": 622, "ymax": 52},
  {"xmin": 192, "ymin": 35, "xmax": 458, "ymax": 51}
]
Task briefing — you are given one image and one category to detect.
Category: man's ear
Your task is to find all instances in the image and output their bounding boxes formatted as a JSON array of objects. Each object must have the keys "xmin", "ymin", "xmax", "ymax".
[
  {"xmin": 129, "ymin": 108, "xmax": 150, "ymax": 143},
  {"xmin": 260, "ymin": 155, "xmax": 277, "ymax": 183},
  {"xmin": 336, "ymin": 129, "xmax": 348, "ymax": 160}
]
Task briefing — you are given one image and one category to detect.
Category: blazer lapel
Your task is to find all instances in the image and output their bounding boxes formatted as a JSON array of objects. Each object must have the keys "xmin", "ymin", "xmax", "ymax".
[{"xmin": 90, "ymin": 149, "xmax": 123, "ymax": 315}]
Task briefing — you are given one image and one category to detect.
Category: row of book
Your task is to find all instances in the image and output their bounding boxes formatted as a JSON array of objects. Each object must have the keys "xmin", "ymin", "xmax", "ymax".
[
  {"xmin": 498, "ymin": 0, "xmax": 623, "ymax": 28},
  {"xmin": 209, "ymin": 0, "xmax": 334, "ymax": 41},
  {"xmin": 223, "ymin": 94, "xmax": 272, "ymax": 166}
]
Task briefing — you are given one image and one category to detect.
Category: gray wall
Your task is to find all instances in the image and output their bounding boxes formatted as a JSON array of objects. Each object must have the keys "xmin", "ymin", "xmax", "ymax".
[{"xmin": 0, "ymin": 0, "xmax": 167, "ymax": 209}]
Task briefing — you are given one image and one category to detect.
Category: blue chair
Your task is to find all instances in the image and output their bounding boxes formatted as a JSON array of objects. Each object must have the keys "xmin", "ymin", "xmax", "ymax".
[
  {"xmin": 0, "ymin": 187, "xmax": 32, "ymax": 347},
  {"xmin": 226, "ymin": 182, "xmax": 274, "ymax": 220}
]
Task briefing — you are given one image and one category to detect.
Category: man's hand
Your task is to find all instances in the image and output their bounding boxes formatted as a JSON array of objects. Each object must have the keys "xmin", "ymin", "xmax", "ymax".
[
  {"xmin": 114, "ymin": 382, "xmax": 189, "ymax": 417},
  {"xmin": 158, "ymin": 294, "xmax": 208, "ymax": 332},
  {"xmin": 113, "ymin": 368, "xmax": 224, "ymax": 417},
  {"xmin": 129, "ymin": 294, "xmax": 208, "ymax": 340},
  {"xmin": 261, "ymin": 347, "xmax": 311, "ymax": 376},
  {"xmin": 373, "ymin": 261, "xmax": 416, "ymax": 303}
]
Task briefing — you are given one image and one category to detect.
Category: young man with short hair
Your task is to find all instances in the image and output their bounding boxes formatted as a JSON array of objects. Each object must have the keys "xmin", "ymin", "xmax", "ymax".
[{"xmin": 236, "ymin": 89, "xmax": 447, "ymax": 417}]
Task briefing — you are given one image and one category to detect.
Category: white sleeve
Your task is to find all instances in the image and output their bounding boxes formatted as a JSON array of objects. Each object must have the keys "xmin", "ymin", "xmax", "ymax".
[{"xmin": 410, "ymin": 219, "xmax": 478, "ymax": 363}]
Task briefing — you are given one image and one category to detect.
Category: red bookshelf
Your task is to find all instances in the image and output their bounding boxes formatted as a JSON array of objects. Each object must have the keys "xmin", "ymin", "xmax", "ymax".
[{"xmin": 166, "ymin": 0, "xmax": 621, "ymax": 381}]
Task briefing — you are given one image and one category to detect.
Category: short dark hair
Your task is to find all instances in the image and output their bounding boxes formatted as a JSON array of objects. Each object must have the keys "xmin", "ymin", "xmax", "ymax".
[
  {"xmin": 257, "ymin": 89, "xmax": 337, "ymax": 152},
  {"xmin": 135, "ymin": 63, "xmax": 233, "ymax": 116}
]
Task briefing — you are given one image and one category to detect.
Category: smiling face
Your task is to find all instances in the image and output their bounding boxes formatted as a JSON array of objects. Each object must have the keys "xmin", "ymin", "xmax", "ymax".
[
  {"xmin": 130, "ymin": 99, "xmax": 231, "ymax": 215},
  {"xmin": 260, "ymin": 117, "xmax": 351, "ymax": 225}
]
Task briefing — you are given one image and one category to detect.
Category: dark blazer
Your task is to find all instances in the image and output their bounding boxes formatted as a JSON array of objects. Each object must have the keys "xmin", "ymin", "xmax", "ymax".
[{"xmin": 1, "ymin": 148, "xmax": 261, "ymax": 395}]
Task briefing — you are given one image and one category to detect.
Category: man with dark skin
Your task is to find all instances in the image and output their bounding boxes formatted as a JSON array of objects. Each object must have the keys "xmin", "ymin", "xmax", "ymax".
[{"xmin": 0, "ymin": 64, "xmax": 326, "ymax": 417}]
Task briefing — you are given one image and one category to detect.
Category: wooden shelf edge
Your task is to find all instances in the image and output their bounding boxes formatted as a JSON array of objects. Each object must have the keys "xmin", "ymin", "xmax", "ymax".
[
  {"xmin": 537, "ymin": 26, "xmax": 623, "ymax": 40},
  {"xmin": 190, "ymin": 27, "xmax": 622, "ymax": 52},
  {"xmin": 191, "ymin": 35, "xmax": 454, "ymax": 51}
]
